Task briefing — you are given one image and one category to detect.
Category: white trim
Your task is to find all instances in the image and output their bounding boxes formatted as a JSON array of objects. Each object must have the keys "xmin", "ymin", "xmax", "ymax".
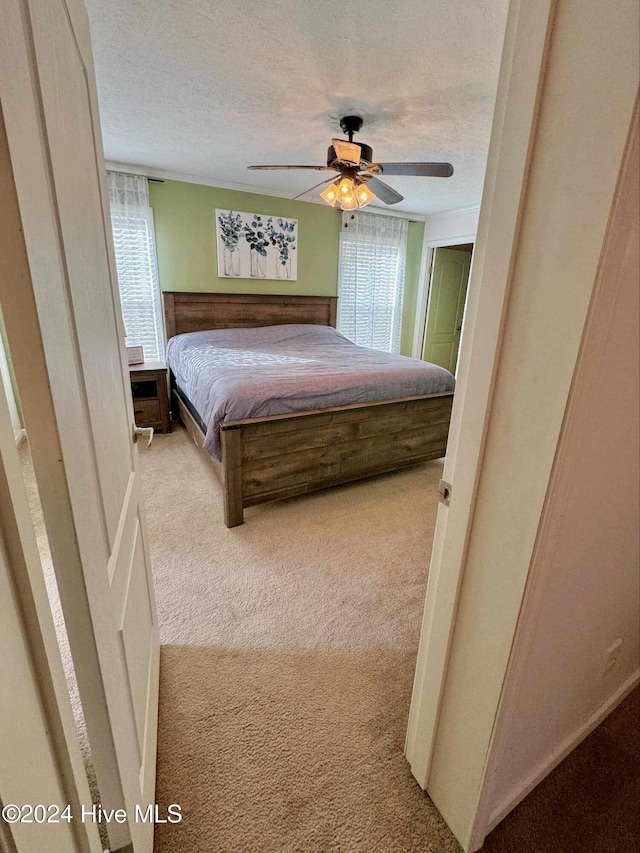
[
  {"xmin": 105, "ymin": 161, "xmax": 432, "ymax": 222},
  {"xmin": 485, "ymin": 671, "xmax": 639, "ymax": 835},
  {"xmin": 15, "ymin": 428, "xmax": 26, "ymax": 445},
  {"xmin": 364, "ymin": 205, "xmax": 426, "ymax": 221},
  {"xmin": 424, "ymin": 204, "xmax": 481, "ymax": 222},
  {"xmin": 411, "ymin": 233, "xmax": 477, "ymax": 359},
  {"xmin": 404, "ymin": 0, "xmax": 556, "ymax": 795},
  {"xmin": 106, "ymin": 160, "xmax": 302, "ymax": 200}
]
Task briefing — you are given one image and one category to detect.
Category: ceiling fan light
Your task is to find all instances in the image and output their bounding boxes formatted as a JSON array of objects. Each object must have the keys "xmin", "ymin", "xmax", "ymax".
[
  {"xmin": 337, "ymin": 176, "xmax": 354, "ymax": 197},
  {"xmin": 340, "ymin": 194, "xmax": 358, "ymax": 211},
  {"xmin": 355, "ymin": 181, "xmax": 375, "ymax": 207},
  {"xmin": 319, "ymin": 174, "xmax": 375, "ymax": 211},
  {"xmin": 319, "ymin": 180, "xmax": 339, "ymax": 207}
]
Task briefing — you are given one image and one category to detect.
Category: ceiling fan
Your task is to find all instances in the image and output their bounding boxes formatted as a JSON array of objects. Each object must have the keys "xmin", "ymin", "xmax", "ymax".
[{"xmin": 248, "ymin": 115, "xmax": 454, "ymax": 210}]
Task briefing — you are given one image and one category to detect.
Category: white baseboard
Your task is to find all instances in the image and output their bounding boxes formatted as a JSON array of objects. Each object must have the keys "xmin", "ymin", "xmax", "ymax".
[{"xmin": 486, "ymin": 669, "xmax": 640, "ymax": 833}]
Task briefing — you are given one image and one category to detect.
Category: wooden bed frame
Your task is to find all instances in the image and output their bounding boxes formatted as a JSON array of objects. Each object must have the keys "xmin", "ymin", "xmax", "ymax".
[{"xmin": 164, "ymin": 292, "xmax": 453, "ymax": 527}]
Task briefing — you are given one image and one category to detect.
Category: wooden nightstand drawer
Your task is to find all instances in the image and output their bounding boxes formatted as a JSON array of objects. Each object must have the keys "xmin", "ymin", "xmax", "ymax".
[
  {"xmin": 131, "ymin": 379, "xmax": 159, "ymax": 400},
  {"xmin": 133, "ymin": 399, "xmax": 160, "ymax": 423},
  {"xmin": 129, "ymin": 361, "xmax": 171, "ymax": 434}
]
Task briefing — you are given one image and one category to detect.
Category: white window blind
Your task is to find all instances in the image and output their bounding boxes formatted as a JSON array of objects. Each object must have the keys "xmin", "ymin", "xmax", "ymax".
[
  {"xmin": 107, "ymin": 171, "xmax": 164, "ymax": 362},
  {"xmin": 337, "ymin": 211, "xmax": 407, "ymax": 353}
]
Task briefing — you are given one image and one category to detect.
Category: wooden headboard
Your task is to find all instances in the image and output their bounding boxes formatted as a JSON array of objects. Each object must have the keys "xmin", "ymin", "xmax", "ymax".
[{"xmin": 163, "ymin": 292, "xmax": 338, "ymax": 338}]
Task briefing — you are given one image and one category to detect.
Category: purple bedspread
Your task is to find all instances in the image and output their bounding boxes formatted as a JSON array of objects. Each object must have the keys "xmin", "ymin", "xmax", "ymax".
[{"xmin": 166, "ymin": 324, "xmax": 455, "ymax": 459}]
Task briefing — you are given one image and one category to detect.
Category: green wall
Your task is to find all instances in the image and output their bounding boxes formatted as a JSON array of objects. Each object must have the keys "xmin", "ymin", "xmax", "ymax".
[
  {"xmin": 401, "ymin": 221, "xmax": 425, "ymax": 356},
  {"xmin": 149, "ymin": 179, "xmax": 423, "ymax": 356},
  {"xmin": 149, "ymin": 180, "xmax": 340, "ymax": 297}
]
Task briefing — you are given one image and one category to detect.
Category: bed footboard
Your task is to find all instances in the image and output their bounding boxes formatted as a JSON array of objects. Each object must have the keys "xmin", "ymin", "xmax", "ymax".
[{"xmin": 219, "ymin": 393, "xmax": 453, "ymax": 527}]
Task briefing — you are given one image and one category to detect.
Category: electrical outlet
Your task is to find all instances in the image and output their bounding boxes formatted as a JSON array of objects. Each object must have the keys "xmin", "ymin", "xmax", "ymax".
[{"xmin": 604, "ymin": 637, "xmax": 623, "ymax": 672}]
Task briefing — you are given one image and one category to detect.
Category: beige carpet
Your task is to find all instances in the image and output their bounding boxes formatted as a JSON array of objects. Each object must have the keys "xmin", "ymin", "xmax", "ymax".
[{"xmin": 140, "ymin": 424, "xmax": 461, "ymax": 853}]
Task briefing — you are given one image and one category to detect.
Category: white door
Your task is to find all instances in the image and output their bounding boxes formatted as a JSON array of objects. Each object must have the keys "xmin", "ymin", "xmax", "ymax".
[
  {"xmin": 0, "ymin": 1, "xmax": 159, "ymax": 851},
  {"xmin": 0, "ymin": 271, "xmax": 102, "ymax": 853}
]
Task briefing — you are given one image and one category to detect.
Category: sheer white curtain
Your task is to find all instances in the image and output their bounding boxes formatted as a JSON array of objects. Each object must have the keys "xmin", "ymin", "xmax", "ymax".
[
  {"xmin": 337, "ymin": 211, "xmax": 408, "ymax": 353},
  {"xmin": 107, "ymin": 171, "xmax": 164, "ymax": 361}
]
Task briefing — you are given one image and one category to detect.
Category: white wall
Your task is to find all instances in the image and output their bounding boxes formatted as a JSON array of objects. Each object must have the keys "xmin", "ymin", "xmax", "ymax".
[
  {"xmin": 485, "ymin": 107, "xmax": 639, "ymax": 827},
  {"xmin": 423, "ymin": 206, "xmax": 479, "ymax": 244}
]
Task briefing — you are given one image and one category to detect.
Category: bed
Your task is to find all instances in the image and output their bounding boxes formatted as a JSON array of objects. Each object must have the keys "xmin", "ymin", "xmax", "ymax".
[{"xmin": 164, "ymin": 292, "xmax": 455, "ymax": 527}]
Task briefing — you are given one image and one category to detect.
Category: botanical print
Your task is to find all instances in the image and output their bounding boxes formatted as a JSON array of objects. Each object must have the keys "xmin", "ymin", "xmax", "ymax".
[
  {"xmin": 216, "ymin": 209, "xmax": 298, "ymax": 280},
  {"xmin": 267, "ymin": 218, "xmax": 296, "ymax": 280},
  {"xmin": 217, "ymin": 210, "xmax": 242, "ymax": 277}
]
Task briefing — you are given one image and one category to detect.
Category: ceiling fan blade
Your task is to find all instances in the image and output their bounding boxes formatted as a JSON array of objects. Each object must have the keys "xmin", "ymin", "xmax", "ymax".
[
  {"xmin": 292, "ymin": 177, "xmax": 336, "ymax": 201},
  {"xmin": 364, "ymin": 176, "xmax": 404, "ymax": 205},
  {"xmin": 371, "ymin": 162, "xmax": 454, "ymax": 178},
  {"xmin": 247, "ymin": 165, "xmax": 335, "ymax": 171}
]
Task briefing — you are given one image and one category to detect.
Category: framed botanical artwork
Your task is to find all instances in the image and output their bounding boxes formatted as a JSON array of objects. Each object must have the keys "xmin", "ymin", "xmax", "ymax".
[{"xmin": 216, "ymin": 209, "xmax": 298, "ymax": 281}]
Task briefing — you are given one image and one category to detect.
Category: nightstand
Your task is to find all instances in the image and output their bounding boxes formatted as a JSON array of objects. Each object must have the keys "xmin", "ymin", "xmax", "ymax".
[{"xmin": 129, "ymin": 360, "xmax": 171, "ymax": 434}]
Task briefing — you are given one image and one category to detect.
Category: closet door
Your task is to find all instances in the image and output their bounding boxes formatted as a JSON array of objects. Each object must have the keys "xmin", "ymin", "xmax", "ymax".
[
  {"xmin": 0, "ymin": 1, "xmax": 159, "ymax": 850},
  {"xmin": 423, "ymin": 248, "xmax": 472, "ymax": 374}
]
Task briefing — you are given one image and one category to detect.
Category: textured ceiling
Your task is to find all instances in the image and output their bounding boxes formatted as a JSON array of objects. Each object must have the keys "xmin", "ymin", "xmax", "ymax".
[{"xmin": 86, "ymin": 0, "xmax": 509, "ymax": 216}]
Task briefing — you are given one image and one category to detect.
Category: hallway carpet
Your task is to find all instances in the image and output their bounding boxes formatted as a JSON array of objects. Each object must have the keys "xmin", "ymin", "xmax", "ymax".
[
  {"xmin": 480, "ymin": 687, "xmax": 639, "ymax": 853},
  {"xmin": 141, "ymin": 425, "xmax": 461, "ymax": 852}
]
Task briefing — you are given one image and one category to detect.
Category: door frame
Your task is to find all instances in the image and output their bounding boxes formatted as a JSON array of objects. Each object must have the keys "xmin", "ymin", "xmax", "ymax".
[
  {"xmin": 405, "ymin": 0, "xmax": 556, "ymax": 803},
  {"xmin": 412, "ymin": 234, "xmax": 477, "ymax": 360},
  {"xmin": 0, "ymin": 1, "xmax": 633, "ymax": 852},
  {"xmin": 417, "ymin": 244, "xmax": 474, "ymax": 371}
]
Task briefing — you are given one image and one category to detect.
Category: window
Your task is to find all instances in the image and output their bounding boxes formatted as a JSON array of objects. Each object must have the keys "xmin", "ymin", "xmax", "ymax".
[
  {"xmin": 107, "ymin": 171, "xmax": 164, "ymax": 361},
  {"xmin": 337, "ymin": 211, "xmax": 408, "ymax": 353}
]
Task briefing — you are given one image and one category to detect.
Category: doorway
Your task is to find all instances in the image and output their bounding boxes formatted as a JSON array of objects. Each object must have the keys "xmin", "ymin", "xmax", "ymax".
[
  {"xmin": 422, "ymin": 243, "xmax": 474, "ymax": 375},
  {"xmin": 3, "ymin": 1, "xmax": 636, "ymax": 852}
]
